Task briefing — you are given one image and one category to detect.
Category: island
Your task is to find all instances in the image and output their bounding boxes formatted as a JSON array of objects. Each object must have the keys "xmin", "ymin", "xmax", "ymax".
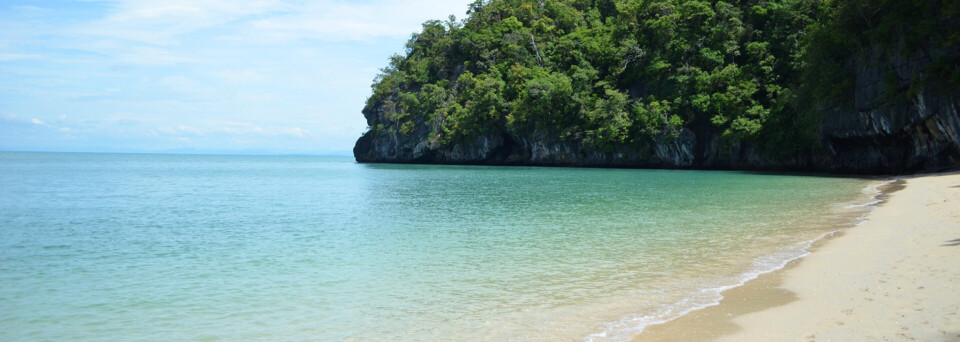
[{"xmin": 354, "ymin": 0, "xmax": 959, "ymax": 174}]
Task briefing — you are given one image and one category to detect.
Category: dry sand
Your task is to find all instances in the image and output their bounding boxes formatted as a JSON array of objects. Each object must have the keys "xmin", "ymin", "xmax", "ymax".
[{"xmin": 634, "ymin": 172, "xmax": 960, "ymax": 342}]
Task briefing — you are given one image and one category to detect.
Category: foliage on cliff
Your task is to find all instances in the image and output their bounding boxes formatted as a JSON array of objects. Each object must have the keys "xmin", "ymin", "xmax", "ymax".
[
  {"xmin": 364, "ymin": 0, "xmax": 958, "ymax": 155},
  {"xmin": 799, "ymin": 0, "xmax": 959, "ymax": 105}
]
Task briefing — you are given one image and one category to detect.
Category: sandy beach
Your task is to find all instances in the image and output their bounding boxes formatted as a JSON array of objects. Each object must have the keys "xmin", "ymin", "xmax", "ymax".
[{"xmin": 634, "ymin": 172, "xmax": 960, "ymax": 342}]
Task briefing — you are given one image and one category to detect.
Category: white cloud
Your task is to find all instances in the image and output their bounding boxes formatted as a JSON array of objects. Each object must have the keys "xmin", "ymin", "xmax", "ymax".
[
  {"xmin": 210, "ymin": 121, "xmax": 263, "ymax": 135},
  {"xmin": 71, "ymin": 0, "xmax": 474, "ymax": 45},
  {"xmin": 217, "ymin": 70, "xmax": 267, "ymax": 84},
  {"xmin": 249, "ymin": 0, "xmax": 474, "ymax": 42},
  {"xmin": 0, "ymin": 53, "xmax": 44, "ymax": 62},
  {"xmin": 177, "ymin": 124, "xmax": 205, "ymax": 136},
  {"xmin": 80, "ymin": 0, "xmax": 290, "ymax": 45},
  {"xmin": 152, "ymin": 120, "xmax": 311, "ymax": 139},
  {"xmin": 281, "ymin": 126, "xmax": 307, "ymax": 138},
  {"xmin": 2, "ymin": 0, "xmax": 476, "ymax": 153},
  {"xmin": 116, "ymin": 47, "xmax": 198, "ymax": 66},
  {"xmin": 161, "ymin": 76, "xmax": 215, "ymax": 96}
]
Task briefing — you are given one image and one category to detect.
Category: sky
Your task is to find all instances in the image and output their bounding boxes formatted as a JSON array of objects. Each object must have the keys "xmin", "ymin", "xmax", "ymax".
[{"xmin": 0, "ymin": 0, "xmax": 475, "ymax": 154}]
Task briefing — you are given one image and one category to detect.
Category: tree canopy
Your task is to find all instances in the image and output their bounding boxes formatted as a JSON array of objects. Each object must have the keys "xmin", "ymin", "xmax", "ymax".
[{"xmin": 364, "ymin": 0, "xmax": 959, "ymax": 155}]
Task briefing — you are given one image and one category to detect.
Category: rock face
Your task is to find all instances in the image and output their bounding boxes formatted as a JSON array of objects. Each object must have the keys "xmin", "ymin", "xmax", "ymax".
[
  {"xmin": 354, "ymin": 117, "xmax": 700, "ymax": 168},
  {"xmin": 813, "ymin": 44, "xmax": 960, "ymax": 174},
  {"xmin": 355, "ymin": 46, "xmax": 959, "ymax": 175}
]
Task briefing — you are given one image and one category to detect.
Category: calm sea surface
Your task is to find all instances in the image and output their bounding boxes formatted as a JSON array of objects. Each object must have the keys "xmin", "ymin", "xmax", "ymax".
[{"xmin": 0, "ymin": 152, "xmax": 876, "ymax": 341}]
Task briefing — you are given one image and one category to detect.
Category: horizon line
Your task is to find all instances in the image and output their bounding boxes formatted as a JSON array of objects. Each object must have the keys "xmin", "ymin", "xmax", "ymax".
[{"xmin": 0, "ymin": 149, "xmax": 355, "ymax": 157}]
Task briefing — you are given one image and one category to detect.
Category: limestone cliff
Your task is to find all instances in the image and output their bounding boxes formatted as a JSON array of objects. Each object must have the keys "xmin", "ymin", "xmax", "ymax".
[{"xmin": 355, "ymin": 43, "xmax": 958, "ymax": 175}]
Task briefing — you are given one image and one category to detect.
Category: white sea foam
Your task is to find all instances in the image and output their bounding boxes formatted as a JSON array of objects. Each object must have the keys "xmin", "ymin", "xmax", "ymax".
[
  {"xmin": 585, "ymin": 179, "xmax": 895, "ymax": 342},
  {"xmin": 585, "ymin": 233, "xmax": 830, "ymax": 342},
  {"xmin": 846, "ymin": 178, "xmax": 897, "ymax": 208},
  {"xmin": 847, "ymin": 199, "xmax": 883, "ymax": 208}
]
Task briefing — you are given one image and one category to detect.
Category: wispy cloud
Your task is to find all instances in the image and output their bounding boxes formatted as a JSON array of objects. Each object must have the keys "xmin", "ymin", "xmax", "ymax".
[
  {"xmin": 115, "ymin": 47, "xmax": 199, "ymax": 66},
  {"xmin": 153, "ymin": 121, "xmax": 310, "ymax": 139},
  {"xmin": 249, "ymin": 1, "xmax": 469, "ymax": 42},
  {"xmin": 78, "ymin": 0, "xmax": 471, "ymax": 44},
  {"xmin": 78, "ymin": 0, "xmax": 289, "ymax": 45},
  {"xmin": 0, "ymin": 0, "xmax": 475, "ymax": 153},
  {"xmin": 0, "ymin": 53, "xmax": 44, "ymax": 62}
]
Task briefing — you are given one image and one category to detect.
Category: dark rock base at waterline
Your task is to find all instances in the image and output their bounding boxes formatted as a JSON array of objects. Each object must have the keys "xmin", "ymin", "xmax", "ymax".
[{"xmin": 354, "ymin": 91, "xmax": 960, "ymax": 175}]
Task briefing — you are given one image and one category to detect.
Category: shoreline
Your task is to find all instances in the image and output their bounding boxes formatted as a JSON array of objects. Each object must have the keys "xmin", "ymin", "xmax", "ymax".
[
  {"xmin": 631, "ymin": 172, "xmax": 960, "ymax": 341},
  {"xmin": 589, "ymin": 176, "xmax": 889, "ymax": 341}
]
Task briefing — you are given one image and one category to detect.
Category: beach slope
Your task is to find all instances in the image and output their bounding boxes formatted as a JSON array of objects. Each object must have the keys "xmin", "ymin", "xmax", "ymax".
[{"xmin": 637, "ymin": 172, "xmax": 960, "ymax": 341}]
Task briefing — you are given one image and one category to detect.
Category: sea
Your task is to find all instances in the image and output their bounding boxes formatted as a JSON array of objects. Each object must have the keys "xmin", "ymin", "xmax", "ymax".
[{"xmin": 0, "ymin": 152, "xmax": 881, "ymax": 341}]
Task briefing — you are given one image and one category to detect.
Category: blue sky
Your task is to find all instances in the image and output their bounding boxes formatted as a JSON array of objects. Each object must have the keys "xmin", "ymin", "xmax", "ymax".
[{"xmin": 0, "ymin": 0, "xmax": 475, "ymax": 154}]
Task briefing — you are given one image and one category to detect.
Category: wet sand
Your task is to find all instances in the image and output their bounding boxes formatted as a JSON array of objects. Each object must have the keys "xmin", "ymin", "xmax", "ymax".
[{"xmin": 633, "ymin": 172, "xmax": 960, "ymax": 341}]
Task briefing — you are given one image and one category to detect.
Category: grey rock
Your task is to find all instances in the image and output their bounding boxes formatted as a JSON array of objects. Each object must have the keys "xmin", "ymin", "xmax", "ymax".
[{"xmin": 354, "ymin": 43, "xmax": 959, "ymax": 175}]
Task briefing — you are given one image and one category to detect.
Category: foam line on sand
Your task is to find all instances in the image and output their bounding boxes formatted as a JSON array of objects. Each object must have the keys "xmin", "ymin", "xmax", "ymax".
[{"xmin": 633, "ymin": 172, "xmax": 960, "ymax": 341}]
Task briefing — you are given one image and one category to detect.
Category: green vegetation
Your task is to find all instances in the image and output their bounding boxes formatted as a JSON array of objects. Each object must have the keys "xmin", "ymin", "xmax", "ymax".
[{"xmin": 366, "ymin": 0, "xmax": 958, "ymax": 155}]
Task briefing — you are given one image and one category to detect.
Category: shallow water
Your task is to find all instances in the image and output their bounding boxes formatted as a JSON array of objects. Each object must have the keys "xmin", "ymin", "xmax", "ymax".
[{"xmin": 0, "ymin": 152, "xmax": 875, "ymax": 341}]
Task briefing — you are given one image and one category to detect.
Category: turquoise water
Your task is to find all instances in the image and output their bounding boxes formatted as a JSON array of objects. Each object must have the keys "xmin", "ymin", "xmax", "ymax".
[{"xmin": 0, "ymin": 152, "xmax": 876, "ymax": 341}]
